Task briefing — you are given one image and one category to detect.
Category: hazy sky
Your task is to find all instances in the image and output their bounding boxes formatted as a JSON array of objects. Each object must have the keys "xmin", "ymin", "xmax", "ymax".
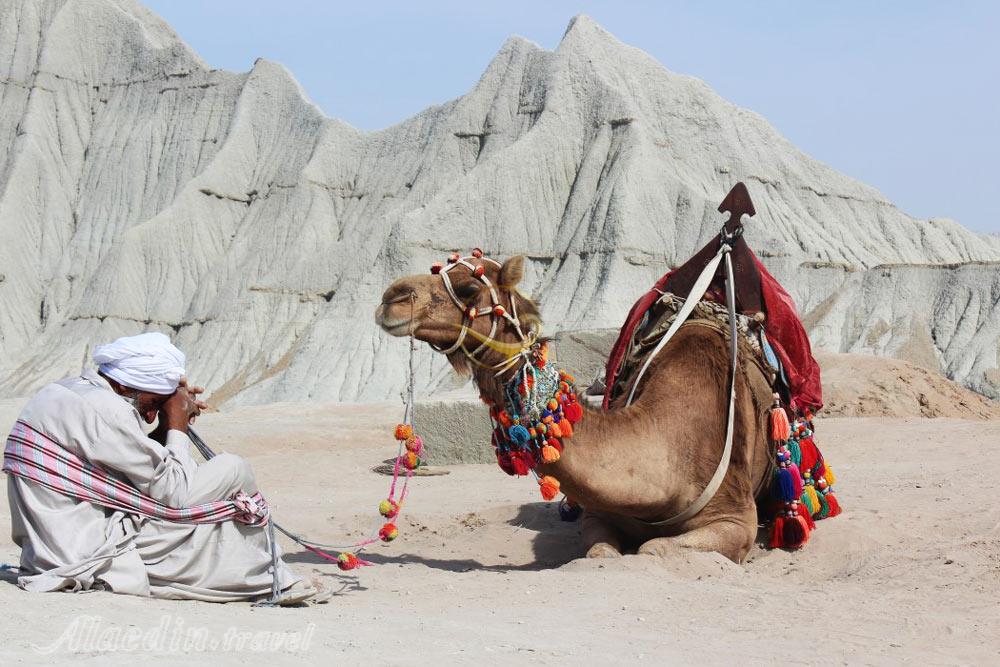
[{"xmin": 144, "ymin": 1, "xmax": 998, "ymax": 234}]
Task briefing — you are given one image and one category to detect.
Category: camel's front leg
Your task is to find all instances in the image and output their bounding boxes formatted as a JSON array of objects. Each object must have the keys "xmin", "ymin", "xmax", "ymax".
[
  {"xmin": 582, "ymin": 511, "xmax": 623, "ymax": 558},
  {"xmin": 637, "ymin": 510, "xmax": 757, "ymax": 564}
]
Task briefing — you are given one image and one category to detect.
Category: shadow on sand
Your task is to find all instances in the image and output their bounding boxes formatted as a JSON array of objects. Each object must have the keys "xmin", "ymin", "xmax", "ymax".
[{"xmin": 284, "ymin": 502, "xmax": 585, "ymax": 574}]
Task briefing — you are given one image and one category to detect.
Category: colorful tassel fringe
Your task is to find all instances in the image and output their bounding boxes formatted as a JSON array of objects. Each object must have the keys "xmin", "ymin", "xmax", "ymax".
[{"xmin": 768, "ymin": 408, "xmax": 841, "ymax": 549}]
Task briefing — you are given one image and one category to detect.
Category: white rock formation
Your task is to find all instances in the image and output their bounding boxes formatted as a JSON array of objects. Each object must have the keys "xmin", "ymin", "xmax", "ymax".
[{"xmin": 1, "ymin": 0, "xmax": 998, "ymax": 403}]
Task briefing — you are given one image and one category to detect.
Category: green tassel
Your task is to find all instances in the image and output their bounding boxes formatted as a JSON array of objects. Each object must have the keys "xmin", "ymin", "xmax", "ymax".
[
  {"xmin": 817, "ymin": 491, "xmax": 830, "ymax": 519},
  {"xmin": 788, "ymin": 439, "xmax": 802, "ymax": 466},
  {"xmin": 800, "ymin": 489, "xmax": 817, "ymax": 515}
]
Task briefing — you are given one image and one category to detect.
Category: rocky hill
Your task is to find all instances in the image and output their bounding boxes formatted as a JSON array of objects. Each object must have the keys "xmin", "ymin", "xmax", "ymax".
[{"xmin": 1, "ymin": 0, "xmax": 998, "ymax": 403}]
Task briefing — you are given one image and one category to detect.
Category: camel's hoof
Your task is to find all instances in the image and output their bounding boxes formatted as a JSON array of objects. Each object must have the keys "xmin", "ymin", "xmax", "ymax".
[{"xmin": 586, "ymin": 542, "xmax": 622, "ymax": 559}]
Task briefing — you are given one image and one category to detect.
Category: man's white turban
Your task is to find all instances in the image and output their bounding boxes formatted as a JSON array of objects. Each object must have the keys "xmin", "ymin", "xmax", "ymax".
[{"xmin": 93, "ymin": 332, "xmax": 186, "ymax": 395}]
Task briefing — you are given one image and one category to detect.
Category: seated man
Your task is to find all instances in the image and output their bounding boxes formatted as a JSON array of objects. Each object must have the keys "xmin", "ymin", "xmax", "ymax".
[{"xmin": 4, "ymin": 332, "xmax": 314, "ymax": 604}]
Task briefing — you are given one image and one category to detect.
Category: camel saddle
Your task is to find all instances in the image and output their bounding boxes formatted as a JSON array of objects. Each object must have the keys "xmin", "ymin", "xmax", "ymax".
[{"xmin": 602, "ymin": 183, "xmax": 823, "ymax": 413}]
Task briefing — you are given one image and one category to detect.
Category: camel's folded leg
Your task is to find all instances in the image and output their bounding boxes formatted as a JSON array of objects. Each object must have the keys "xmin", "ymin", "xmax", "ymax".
[
  {"xmin": 637, "ymin": 509, "xmax": 757, "ymax": 564},
  {"xmin": 582, "ymin": 511, "xmax": 623, "ymax": 558}
]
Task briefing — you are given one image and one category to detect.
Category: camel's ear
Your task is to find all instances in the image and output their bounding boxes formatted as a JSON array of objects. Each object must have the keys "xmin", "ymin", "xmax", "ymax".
[{"xmin": 499, "ymin": 255, "xmax": 525, "ymax": 288}]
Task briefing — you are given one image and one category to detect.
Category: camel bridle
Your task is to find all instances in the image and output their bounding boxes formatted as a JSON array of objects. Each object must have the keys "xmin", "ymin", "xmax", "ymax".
[{"xmin": 430, "ymin": 249, "xmax": 537, "ymax": 377}]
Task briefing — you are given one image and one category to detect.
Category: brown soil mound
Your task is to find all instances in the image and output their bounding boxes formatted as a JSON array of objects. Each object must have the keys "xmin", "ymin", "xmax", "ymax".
[{"xmin": 817, "ymin": 351, "xmax": 1000, "ymax": 419}]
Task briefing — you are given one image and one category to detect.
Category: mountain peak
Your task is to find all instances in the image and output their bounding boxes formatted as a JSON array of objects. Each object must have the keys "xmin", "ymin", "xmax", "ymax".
[
  {"xmin": 560, "ymin": 14, "xmax": 624, "ymax": 52},
  {"xmin": 2, "ymin": 3, "xmax": 998, "ymax": 406}
]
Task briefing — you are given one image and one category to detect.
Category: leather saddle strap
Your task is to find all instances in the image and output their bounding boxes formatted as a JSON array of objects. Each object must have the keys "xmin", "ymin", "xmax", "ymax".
[{"xmin": 634, "ymin": 246, "xmax": 739, "ymax": 527}]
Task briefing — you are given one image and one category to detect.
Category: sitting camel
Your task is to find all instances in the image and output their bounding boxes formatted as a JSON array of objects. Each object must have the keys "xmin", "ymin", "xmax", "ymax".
[{"xmin": 375, "ymin": 252, "xmax": 777, "ymax": 563}]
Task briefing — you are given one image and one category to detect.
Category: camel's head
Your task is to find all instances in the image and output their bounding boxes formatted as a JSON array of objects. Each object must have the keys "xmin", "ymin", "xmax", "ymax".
[{"xmin": 375, "ymin": 250, "xmax": 540, "ymax": 373}]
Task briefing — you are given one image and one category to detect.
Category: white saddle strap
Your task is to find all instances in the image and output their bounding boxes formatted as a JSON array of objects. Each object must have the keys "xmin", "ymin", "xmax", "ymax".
[{"xmin": 628, "ymin": 244, "xmax": 739, "ymax": 527}]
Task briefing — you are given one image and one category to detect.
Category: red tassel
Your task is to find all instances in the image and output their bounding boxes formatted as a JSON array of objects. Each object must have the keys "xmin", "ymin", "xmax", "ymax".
[
  {"xmin": 563, "ymin": 402, "xmax": 583, "ymax": 424},
  {"xmin": 796, "ymin": 502, "xmax": 816, "ymax": 529},
  {"xmin": 798, "ymin": 436, "xmax": 819, "ymax": 471},
  {"xmin": 496, "ymin": 452, "xmax": 515, "ymax": 476},
  {"xmin": 782, "ymin": 515, "xmax": 810, "ymax": 548},
  {"xmin": 510, "ymin": 454, "xmax": 531, "ymax": 476},
  {"xmin": 824, "ymin": 492, "xmax": 842, "ymax": 517},
  {"xmin": 769, "ymin": 517, "xmax": 785, "ymax": 548}
]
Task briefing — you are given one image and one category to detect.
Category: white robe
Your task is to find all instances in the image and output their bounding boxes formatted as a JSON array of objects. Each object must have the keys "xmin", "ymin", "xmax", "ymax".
[{"xmin": 6, "ymin": 370, "xmax": 299, "ymax": 601}]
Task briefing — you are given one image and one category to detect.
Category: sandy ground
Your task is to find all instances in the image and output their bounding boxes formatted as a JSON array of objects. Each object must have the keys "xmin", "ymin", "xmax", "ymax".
[{"xmin": 0, "ymin": 396, "xmax": 999, "ymax": 665}]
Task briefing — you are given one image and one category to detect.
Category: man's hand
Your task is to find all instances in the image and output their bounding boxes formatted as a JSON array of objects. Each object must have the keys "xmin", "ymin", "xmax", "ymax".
[
  {"xmin": 178, "ymin": 377, "xmax": 209, "ymax": 418},
  {"xmin": 161, "ymin": 390, "xmax": 199, "ymax": 433}
]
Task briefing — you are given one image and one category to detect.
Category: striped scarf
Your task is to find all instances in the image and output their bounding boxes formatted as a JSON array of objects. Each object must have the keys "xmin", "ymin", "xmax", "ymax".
[{"xmin": 3, "ymin": 420, "xmax": 268, "ymax": 527}]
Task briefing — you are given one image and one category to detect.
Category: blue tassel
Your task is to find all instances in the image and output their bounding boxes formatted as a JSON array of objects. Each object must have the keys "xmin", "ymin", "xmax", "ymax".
[
  {"xmin": 508, "ymin": 424, "xmax": 530, "ymax": 445},
  {"xmin": 771, "ymin": 467, "xmax": 797, "ymax": 502}
]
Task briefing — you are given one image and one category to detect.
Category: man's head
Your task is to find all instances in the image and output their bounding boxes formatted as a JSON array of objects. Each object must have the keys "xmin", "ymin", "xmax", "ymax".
[{"xmin": 93, "ymin": 332, "xmax": 186, "ymax": 424}]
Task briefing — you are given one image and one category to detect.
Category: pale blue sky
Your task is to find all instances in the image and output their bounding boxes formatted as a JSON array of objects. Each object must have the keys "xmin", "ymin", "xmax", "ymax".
[{"xmin": 144, "ymin": 1, "xmax": 999, "ymax": 233}]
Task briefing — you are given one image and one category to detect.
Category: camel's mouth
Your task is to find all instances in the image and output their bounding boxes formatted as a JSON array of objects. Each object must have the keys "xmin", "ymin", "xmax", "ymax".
[
  {"xmin": 382, "ymin": 318, "xmax": 415, "ymax": 337},
  {"xmin": 375, "ymin": 303, "xmax": 417, "ymax": 337}
]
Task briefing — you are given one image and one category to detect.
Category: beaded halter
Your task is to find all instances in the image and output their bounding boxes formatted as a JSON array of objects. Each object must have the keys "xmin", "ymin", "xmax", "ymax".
[
  {"xmin": 430, "ymin": 249, "xmax": 579, "ymax": 503},
  {"xmin": 430, "ymin": 249, "xmax": 538, "ymax": 377}
]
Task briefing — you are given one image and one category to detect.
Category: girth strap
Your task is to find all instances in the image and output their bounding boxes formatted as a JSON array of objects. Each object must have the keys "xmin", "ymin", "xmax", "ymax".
[{"xmin": 626, "ymin": 242, "xmax": 739, "ymax": 527}]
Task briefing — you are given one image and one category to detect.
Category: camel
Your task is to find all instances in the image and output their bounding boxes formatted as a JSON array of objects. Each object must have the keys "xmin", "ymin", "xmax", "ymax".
[{"xmin": 374, "ymin": 254, "xmax": 777, "ymax": 563}]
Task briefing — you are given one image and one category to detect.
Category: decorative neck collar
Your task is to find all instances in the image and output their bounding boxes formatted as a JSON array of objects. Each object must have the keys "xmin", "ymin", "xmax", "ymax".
[{"xmin": 481, "ymin": 342, "xmax": 584, "ymax": 500}]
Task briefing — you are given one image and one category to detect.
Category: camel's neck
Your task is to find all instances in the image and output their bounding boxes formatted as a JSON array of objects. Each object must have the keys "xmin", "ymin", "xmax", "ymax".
[{"xmin": 471, "ymin": 341, "xmax": 689, "ymax": 517}]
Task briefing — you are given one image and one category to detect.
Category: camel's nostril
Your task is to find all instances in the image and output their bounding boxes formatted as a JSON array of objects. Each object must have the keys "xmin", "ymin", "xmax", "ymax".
[{"xmin": 383, "ymin": 290, "xmax": 416, "ymax": 306}]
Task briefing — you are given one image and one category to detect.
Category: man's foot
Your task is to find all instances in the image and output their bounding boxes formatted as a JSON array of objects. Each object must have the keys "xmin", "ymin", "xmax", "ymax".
[{"xmin": 275, "ymin": 580, "xmax": 317, "ymax": 606}]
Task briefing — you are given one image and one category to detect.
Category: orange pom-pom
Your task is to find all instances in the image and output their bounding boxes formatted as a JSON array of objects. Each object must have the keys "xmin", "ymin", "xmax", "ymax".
[
  {"xmin": 405, "ymin": 435, "xmax": 423, "ymax": 455},
  {"xmin": 539, "ymin": 475, "xmax": 560, "ymax": 500},
  {"xmin": 548, "ymin": 422, "xmax": 562, "ymax": 438},
  {"xmin": 379, "ymin": 523, "xmax": 399, "ymax": 542},
  {"xmin": 403, "ymin": 451, "xmax": 419, "ymax": 470},
  {"xmin": 379, "ymin": 498, "xmax": 399, "ymax": 518},
  {"xmin": 559, "ymin": 420, "xmax": 574, "ymax": 438},
  {"xmin": 541, "ymin": 445, "xmax": 560, "ymax": 463},
  {"xmin": 395, "ymin": 424, "xmax": 413, "ymax": 441}
]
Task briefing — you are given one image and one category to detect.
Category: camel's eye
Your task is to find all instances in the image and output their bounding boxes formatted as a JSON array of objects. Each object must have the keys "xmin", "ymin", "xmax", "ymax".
[{"xmin": 454, "ymin": 281, "xmax": 481, "ymax": 302}]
